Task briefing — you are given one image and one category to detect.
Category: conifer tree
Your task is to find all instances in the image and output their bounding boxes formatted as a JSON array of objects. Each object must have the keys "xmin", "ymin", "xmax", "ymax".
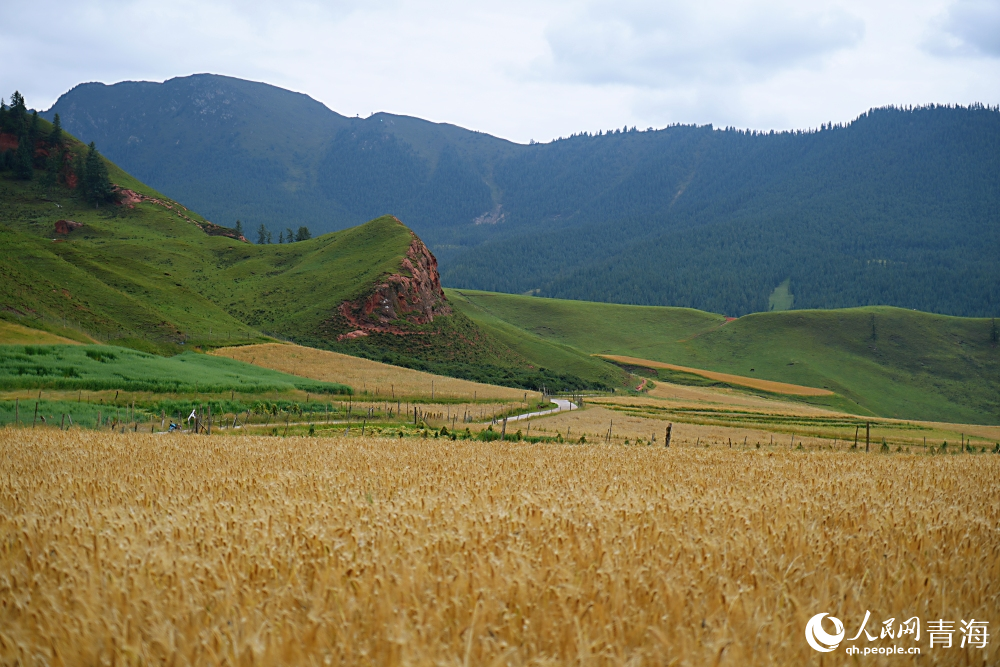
[
  {"xmin": 42, "ymin": 147, "xmax": 62, "ymax": 186},
  {"xmin": 257, "ymin": 224, "xmax": 269, "ymax": 244},
  {"xmin": 83, "ymin": 142, "xmax": 115, "ymax": 205},
  {"xmin": 9, "ymin": 91, "xmax": 26, "ymax": 137},
  {"xmin": 278, "ymin": 230, "xmax": 285, "ymax": 244},
  {"xmin": 234, "ymin": 220, "xmax": 243, "ymax": 237},
  {"xmin": 13, "ymin": 137, "xmax": 33, "ymax": 179},
  {"xmin": 285, "ymin": 227, "xmax": 294, "ymax": 243},
  {"xmin": 295, "ymin": 226, "xmax": 311, "ymax": 241},
  {"xmin": 71, "ymin": 150, "xmax": 85, "ymax": 190},
  {"xmin": 49, "ymin": 113, "xmax": 63, "ymax": 146}
]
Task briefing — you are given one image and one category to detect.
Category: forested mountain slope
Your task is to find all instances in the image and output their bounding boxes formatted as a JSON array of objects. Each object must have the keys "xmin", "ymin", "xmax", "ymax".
[{"xmin": 44, "ymin": 75, "xmax": 1000, "ymax": 316}]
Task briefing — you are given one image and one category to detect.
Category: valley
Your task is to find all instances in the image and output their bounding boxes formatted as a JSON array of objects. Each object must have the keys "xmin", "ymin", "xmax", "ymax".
[{"xmin": 2, "ymin": 83, "xmax": 999, "ymax": 667}]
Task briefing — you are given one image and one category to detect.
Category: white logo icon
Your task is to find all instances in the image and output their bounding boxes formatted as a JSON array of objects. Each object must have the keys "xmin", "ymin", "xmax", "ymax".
[{"xmin": 805, "ymin": 613, "xmax": 845, "ymax": 652}]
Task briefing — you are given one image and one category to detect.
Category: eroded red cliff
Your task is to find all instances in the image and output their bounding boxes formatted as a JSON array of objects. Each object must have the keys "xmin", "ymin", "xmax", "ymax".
[{"xmin": 337, "ymin": 233, "xmax": 451, "ymax": 340}]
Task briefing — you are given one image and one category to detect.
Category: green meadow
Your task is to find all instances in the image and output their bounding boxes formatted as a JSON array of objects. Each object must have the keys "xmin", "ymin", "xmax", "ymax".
[
  {"xmin": 0, "ymin": 344, "xmax": 350, "ymax": 394},
  {"xmin": 448, "ymin": 290, "xmax": 1000, "ymax": 425}
]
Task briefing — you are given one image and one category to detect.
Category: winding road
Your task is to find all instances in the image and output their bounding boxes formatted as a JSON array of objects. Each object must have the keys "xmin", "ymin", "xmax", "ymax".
[{"xmin": 503, "ymin": 398, "xmax": 577, "ymax": 422}]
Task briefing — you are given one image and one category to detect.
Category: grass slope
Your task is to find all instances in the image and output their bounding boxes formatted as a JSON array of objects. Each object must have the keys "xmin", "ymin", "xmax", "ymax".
[
  {"xmin": 0, "ymin": 117, "xmax": 417, "ymax": 348},
  {"xmin": 198, "ymin": 216, "xmax": 415, "ymax": 340},
  {"xmin": 1, "ymin": 126, "xmax": 607, "ymax": 390},
  {"xmin": 445, "ymin": 290, "xmax": 626, "ymax": 389},
  {"xmin": 449, "ymin": 290, "xmax": 1000, "ymax": 424}
]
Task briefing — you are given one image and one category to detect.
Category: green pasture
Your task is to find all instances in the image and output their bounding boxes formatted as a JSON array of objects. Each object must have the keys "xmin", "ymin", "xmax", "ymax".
[
  {"xmin": 768, "ymin": 279, "xmax": 794, "ymax": 311},
  {"xmin": 0, "ymin": 344, "xmax": 351, "ymax": 394},
  {"xmin": 449, "ymin": 290, "xmax": 1000, "ymax": 425}
]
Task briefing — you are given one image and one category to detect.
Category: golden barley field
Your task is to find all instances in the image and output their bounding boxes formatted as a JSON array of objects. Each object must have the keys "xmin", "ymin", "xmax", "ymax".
[
  {"xmin": 547, "ymin": 395, "xmax": 1000, "ymax": 451},
  {"xmin": 0, "ymin": 322, "xmax": 82, "ymax": 346},
  {"xmin": 597, "ymin": 355, "xmax": 833, "ymax": 396},
  {"xmin": 211, "ymin": 343, "xmax": 534, "ymax": 401},
  {"xmin": 1, "ymin": 429, "xmax": 997, "ymax": 666}
]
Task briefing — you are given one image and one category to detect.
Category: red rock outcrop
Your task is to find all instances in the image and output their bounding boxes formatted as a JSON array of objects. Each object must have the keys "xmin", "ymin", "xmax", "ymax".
[
  {"xmin": 114, "ymin": 187, "xmax": 247, "ymax": 241},
  {"xmin": 54, "ymin": 220, "xmax": 83, "ymax": 234},
  {"xmin": 337, "ymin": 233, "xmax": 451, "ymax": 340}
]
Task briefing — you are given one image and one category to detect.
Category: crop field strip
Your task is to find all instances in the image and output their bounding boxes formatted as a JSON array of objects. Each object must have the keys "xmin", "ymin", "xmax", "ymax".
[
  {"xmin": 521, "ymin": 403, "xmax": 1000, "ymax": 452},
  {"xmin": 597, "ymin": 400, "xmax": 899, "ymax": 430},
  {"xmin": 0, "ymin": 392, "xmax": 539, "ymax": 435},
  {"xmin": 597, "ymin": 354, "xmax": 835, "ymax": 396},
  {"xmin": 211, "ymin": 342, "xmax": 538, "ymax": 401},
  {"xmin": 0, "ymin": 321, "xmax": 83, "ymax": 346},
  {"xmin": 598, "ymin": 391, "xmax": 852, "ymax": 419},
  {"xmin": 1, "ymin": 430, "xmax": 997, "ymax": 666},
  {"xmin": 0, "ymin": 344, "xmax": 351, "ymax": 395},
  {"xmin": 588, "ymin": 392, "xmax": 1000, "ymax": 443}
]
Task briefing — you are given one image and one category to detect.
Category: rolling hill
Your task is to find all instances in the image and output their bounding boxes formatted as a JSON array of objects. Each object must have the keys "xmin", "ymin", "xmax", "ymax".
[
  {"xmin": 0, "ymin": 105, "xmax": 615, "ymax": 391},
  {"xmin": 448, "ymin": 290, "xmax": 1000, "ymax": 425},
  {"xmin": 6, "ymin": 92, "xmax": 998, "ymax": 423},
  {"xmin": 44, "ymin": 74, "xmax": 1000, "ymax": 317}
]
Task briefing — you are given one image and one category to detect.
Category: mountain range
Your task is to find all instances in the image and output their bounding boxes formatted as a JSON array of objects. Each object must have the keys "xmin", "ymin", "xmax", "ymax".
[
  {"xmin": 2, "ymin": 103, "xmax": 998, "ymax": 422},
  {"xmin": 44, "ymin": 74, "xmax": 1000, "ymax": 317}
]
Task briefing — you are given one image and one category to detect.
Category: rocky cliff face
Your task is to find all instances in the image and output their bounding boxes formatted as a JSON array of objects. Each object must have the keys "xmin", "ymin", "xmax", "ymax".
[{"xmin": 336, "ymin": 233, "xmax": 452, "ymax": 340}]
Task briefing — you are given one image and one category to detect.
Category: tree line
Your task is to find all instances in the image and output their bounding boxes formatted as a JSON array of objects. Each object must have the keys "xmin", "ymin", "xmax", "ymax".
[
  {"xmin": 254, "ymin": 224, "xmax": 312, "ymax": 244},
  {"xmin": 0, "ymin": 91, "xmax": 115, "ymax": 206}
]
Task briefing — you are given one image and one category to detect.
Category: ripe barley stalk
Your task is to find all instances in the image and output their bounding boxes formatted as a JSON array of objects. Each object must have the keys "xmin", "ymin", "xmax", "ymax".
[{"xmin": 0, "ymin": 429, "xmax": 996, "ymax": 665}]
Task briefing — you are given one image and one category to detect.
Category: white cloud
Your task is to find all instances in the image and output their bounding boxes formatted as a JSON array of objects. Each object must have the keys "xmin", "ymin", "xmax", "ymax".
[
  {"xmin": 924, "ymin": 0, "xmax": 1000, "ymax": 57},
  {"xmin": 539, "ymin": 1, "xmax": 865, "ymax": 87},
  {"xmin": 0, "ymin": 0, "xmax": 997, "ymax": 143}
]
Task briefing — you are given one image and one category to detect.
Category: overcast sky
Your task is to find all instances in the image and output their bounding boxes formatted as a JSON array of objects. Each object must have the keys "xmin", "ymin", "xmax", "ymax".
[{"xmin": 2, "ymin": 0, "xmax": 998, "ymax": 143}]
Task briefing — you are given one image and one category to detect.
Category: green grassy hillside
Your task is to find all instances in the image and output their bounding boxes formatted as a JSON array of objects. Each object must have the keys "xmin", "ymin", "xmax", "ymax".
[
  {"xmin": 0, "ymin": 118, "xmax": 611, "ymax": 391},
  {"xmin": 0, "ymin": 116, "xmax": 432, "ymax": 347},
  {"xmin": 444, "ymin": 291, "xmax": 626, "ymax": 389},
  {"xmin": 449, "ymin": 290, "xmax": 1000, "ymax": 424}
]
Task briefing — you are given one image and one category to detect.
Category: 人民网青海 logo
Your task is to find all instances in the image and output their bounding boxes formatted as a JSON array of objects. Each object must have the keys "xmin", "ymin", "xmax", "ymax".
[{"xmin": 805, "ymin": 613, "xmax": 846, "ymax": 652}]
